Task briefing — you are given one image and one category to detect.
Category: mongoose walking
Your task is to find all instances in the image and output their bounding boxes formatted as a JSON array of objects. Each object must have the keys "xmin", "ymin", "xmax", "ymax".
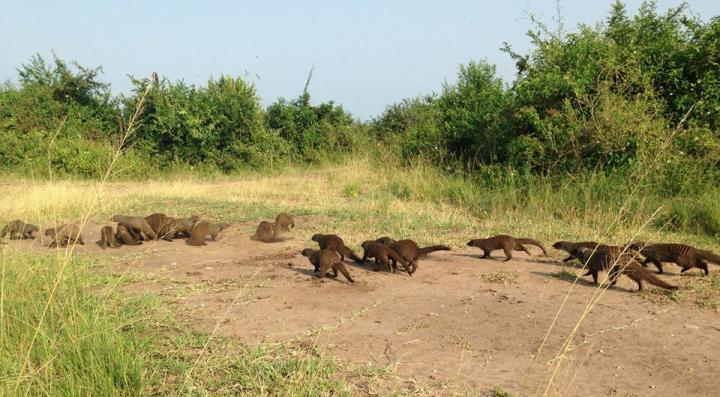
[
  {"xmin": 572, "ymin": 246, "xmax": 677, "ymax": 291},
  {"xmin": 375, "ymin": 236, "xmax": 396, "ymax": 245},
  {"xmin": 311, "ymin": 234, "xmax": 362, "ymax": 262},
  {"xmin": 390, "ymin": 239, "xmax": 451, "ymax": 275},
  {"xmin": 627, "ymin": 242, "xmax": 720, "ymax": 276},
  {"xmin": 115, "ymin": 224, "xmax": 142, "ymax": 245},
  {"xmin": 187, "ymin": 222, "xmax": 230, "ymax": 246},
  {"xmin": 45, "ymin": 223, "xmax": 84, "ymax": 247},
  {"xmin": 252, "ymin": 221, "xmax": 276, "ymax": 242},
  {"xmin": 552, "ymin": 241, "xmax": 605, "ymax": 263},
  {"xmin": 274, "ymin": 213, "xmax": 294, "ymax": 237},
  {"xmin": 111, "ymin": 215, "xmax": 157, "ymax": 241},
  {"xmin": 360, "ymin": 240, "xmax": 409, "ymax": 274},
  {"xmin": 467, "ymin": 235, "xmax": 546, "ymax": 261},
  {"xmin": 1, "ymin": 220, "xmax": 40, "ymax": 239},
  {"xmin": 301, "ymin": 248, "xmax": 354, "ymax": 283},
  {"xmin": 99, "ymin": 226, "xmax": 120, "ymax": 249}
]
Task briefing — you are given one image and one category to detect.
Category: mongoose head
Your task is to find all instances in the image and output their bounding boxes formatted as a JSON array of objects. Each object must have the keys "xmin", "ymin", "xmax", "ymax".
[
  {"xmin": 311, "ymin": 234, "xmax": 323, "ymax": 243},
  {"xmin": 24, "ymin": 225, "xmax": 40, "ymax": 239},
  {"xmin": 110, "ymin": 215, "xmax": 121, "ymax": 222},
  {"xmin": 301, "ymin": 248, "xmax": 316, "ymax": 257},
  {"xmin": 44, "ymin": 228, "xmax": 56, "ymax": 237},
  {"xmin": 361, "ymin": 240, "xmax": 374, "ymax": 249},
  {"xmin": 552, "ymin": 241, "xmax": 567, "ymax": 250},
  {"xmin": 466, "ymin": 240, "xmax": 479, "ymax": 247}
]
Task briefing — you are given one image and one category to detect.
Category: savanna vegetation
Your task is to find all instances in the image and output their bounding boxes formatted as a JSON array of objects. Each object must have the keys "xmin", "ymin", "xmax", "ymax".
[{"xmin": 1, "ymin": 1, "xmax": 719, "ymax": 395}]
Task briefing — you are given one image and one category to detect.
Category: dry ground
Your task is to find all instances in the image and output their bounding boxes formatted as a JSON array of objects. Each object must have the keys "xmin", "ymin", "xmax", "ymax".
[{"xmin": 7, "ymin": 217, "xmax": 720, "ymax": 396}]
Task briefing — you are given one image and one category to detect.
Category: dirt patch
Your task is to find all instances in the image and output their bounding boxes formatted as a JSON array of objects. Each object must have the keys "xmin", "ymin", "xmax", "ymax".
[{"xmin": 7, "ymin": 222, "xmax": 720, "ymax": 396}]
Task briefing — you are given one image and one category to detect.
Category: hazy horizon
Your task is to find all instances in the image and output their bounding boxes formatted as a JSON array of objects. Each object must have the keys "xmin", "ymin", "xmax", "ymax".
[{"xmin": 1, "ymin": 0, "xmax": 716, "ymax": 119}]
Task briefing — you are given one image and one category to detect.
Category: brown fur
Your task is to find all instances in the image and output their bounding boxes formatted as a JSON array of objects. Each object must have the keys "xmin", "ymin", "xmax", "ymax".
[
  {"xmin": 273, "ymin": 212, "xmax": 294, "ymax": 237},
  {"xmin": 1, "ymin": 220, "xmax": 40, "ymax": 239},
  {"xmin": 100, "ymin": 226, "xmax": 119, "ymax": 249},
  {"xmin": 252, "ymin": 221, "xmax": 276, "ymax": 242},
  {"xmin": 115, "ymin": 224, "xmax": 142, "ymax": 245},
  {"xmin": 628, "ymin": 242, "xmax": 720, "ymax": 276},
  {"xmin": 187, "ymin": 222, "xmax": 230, "ymax": 246},
  {"xmin": 45, "ymin": 223, "xmax": 84, "ymax": 247},
  {"xmin": 467, "ymin": 235, "xmax": 544, "ymax": 261},
  {"xmin": 301, "ymin": 248, "xmax": 354, "ymax": 283},
  {"xmin": 552, "ymin": 241, "xmax": 606, "ymax": 263},
  {"xmin": 111, "ymin": 215, "xmax": 157, "ymax": 241},
  {"xmin": 145, "ymin": 213, "xmax": 199, "ymax": 240},
  {"xmin": 573, "ymin": 246, "xmax": 677, "ymax": 291},
  {"xmin": 390, "ymin": 239, "xmax": 451, "ymax": 275},
  {"xmin": 311, "ymin": 234, "xmax": 362, "ymax": 262},
  {"xmin": 361, "ymin": 240, "xmax": 409, "ymax": 274},
  {"xmin": 375, "ymin": 236, "xmax": 396, "ymax": 245}
]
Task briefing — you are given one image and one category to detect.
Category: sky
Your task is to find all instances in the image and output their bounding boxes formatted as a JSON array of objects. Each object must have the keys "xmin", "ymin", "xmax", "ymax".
[{"xmin": 0, "ymin": 1, "xmax": 716, "ymax": 119}]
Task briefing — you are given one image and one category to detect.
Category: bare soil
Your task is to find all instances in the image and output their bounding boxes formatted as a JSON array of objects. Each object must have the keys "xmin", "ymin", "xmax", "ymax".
[{"xmin": 9, "ymin": 219, "xmax": 720, "ymax": 396}]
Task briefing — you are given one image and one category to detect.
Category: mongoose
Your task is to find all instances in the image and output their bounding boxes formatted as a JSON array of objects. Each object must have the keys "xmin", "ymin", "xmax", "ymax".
[
  {"xmin": 311, "ymin": 234, "xmax": 363, "ymax": 262},
  {"xmin": 99, "ymin": 226, "xmax": 120, "ymax": 249},
  {"xmin": 390, "ymin": 239, "xmax": 451, "ymax": 275},
  {"xmin": 360, "ymin": 240, "xmax": 410, "ymax": 274},
  {"xmin": 552, "ymin": 241, "xmax": 605, "ymax": 263},
  {"xmin": 145, "ymin": 213, "xmax": 199, "ymax": 240},
  {"xmin": 1, "ymin": 220, "xmax": 40, "ymax": 239},
  {"xmin": 187, "ymin": 222, "xmax": 230, "ymax": 246},
  {"xmin": 572, "ymin": 246, "xmax": 677, "ymax": 291},
  {"xmin": 45, "ymin": 223, "xmax": 84, "ymax": 247},
  {"xmin": 627, "ymin": 242, "xmax": 720, "ymax": 276},
  {"xmin": 274, "ymin": 212, "xmax": 295, "ymax": 237},
  {"xmin": 301, "ymin": 248, "xmax": 354, "ymax": 283},
  {"xmin": 375, "ymin": 236, "xmax": 396, "ymax": 245},
  {"xmin": 252, "ymin": 221, "xmax": 276, "ymax": 242},
  {"xmin": 111, "ymin": 215, "xmax": 157, "ymax": 241},
  {"xmin": 115, "ymin": 224, "xmax": 142, "ymax": 245},
  {"xmin": 467, "ymin": 235, "xmax": 546, "ymax": 261}
]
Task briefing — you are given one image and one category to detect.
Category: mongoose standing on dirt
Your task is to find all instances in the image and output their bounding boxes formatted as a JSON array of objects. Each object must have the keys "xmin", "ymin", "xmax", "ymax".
[
  {"xmin": 572, "ymin": 246, "xmax": 677, "ymax": 291},
  {"xmin": 99, "ymin": 226, "xmax": 120, "ymax": 249},
  {"xmin": 1, "ymin": 220, "xmax": 40, "ymax": 239},
  {"xmin": 273, "ymin": 213, "xmax": 294, "ymax": 238},
  {"xmin": 311, "ymin": 234, "xmax": 362, "ymax": 262},
  {"xmin": 111, "ymin": 215, "xmax": 157, "ymax": 241},
  {"xmin": 467, "ymin": 235, "xmax": 547, "ymax": 261},
  {"xmin": 627, "ymin": 242, "xmax": 720, "ymax": 276},
  {"xmin": 252, "ymin": 221, "xmax": 276, "ymax": 242},
  {"xmin": 390, "ymin": 239, "xmax": 451, "ymax": 275},
  {"xmin": 45, "ymin": 223, "xmax": 84, "ymax": 247},
  {"xmin": 552, "ymin": 241, "xmax": 605, "ymax": 263},
  {"xmin": 187, "ymin": 222, "xmax": 230, "ymax": 246},
  {"xmin": 115, "ymin": 224, "xmax": 142, "ymax": 245},
  {"xmin": 301, "ymin": 248, "xmax": 354, "ymax": 283},
  {"xmin": 360, "ymin": 240, "xmax": 409, "ymax": 274}
]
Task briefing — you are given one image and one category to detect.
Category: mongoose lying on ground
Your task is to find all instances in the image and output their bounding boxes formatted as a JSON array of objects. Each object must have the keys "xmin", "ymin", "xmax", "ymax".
[
  {"xmin": 45, "ymin": 223, "xmax": 84, "ymax": 247},
  {"xmin": 311, "ymin": 234, "xmax": 362, "ymax": 262},
  {"xmin": 115, "ymin": 224, "xmax": 141, "ymax": 245},
  {"xmin": 301, "ymin": 248, "xmax": 354, "ymax": 283},
  {"xmin": 390, "ymin": 239, "xmax": 451, "ymax": 275},
  {"xmin": 99, "ymin": 226, "xmax": 120, "ymax": 249},
  {"xmin": 111, "ymin": 215, "xmax": 157, "ymax": 241},
  {"xmin": 1, "ymin": 220, "xmax": 40, "ymax": 239},
  {"xmin": 571, "ymin": 246, "xmax": 677, "ymax": 291},
  {"xmin": 467, "ymin": 235, "xmax": 546, "ymax": 261},
  {"xmin": 360, "ymin": 240, "xmax": 409, "ymax": 274},
  {"xmin": 145, "ymin": 213, "xmax": 199, "ymax": 240},
  {"xmin": 252, "ymin": 221, "xmax": 276, "ymax": 242},
  {"xmin": 627, "ymin": 242, "xmax": 720, "ymax": 276},
  {"xmin": 187, "ymin": 222, "xmax": 230, "ymax": 246}
]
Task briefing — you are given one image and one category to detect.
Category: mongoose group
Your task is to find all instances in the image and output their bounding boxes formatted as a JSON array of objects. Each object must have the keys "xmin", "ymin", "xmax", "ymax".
[{"xmin": 3, "ymin": 216, "xmax": 719, "ymax": 292}]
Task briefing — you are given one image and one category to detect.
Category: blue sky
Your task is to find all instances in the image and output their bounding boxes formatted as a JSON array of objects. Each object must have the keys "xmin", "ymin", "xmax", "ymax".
[{"xmin": 0, "ymin": 1, "xmax": 716, "ymax": 119}]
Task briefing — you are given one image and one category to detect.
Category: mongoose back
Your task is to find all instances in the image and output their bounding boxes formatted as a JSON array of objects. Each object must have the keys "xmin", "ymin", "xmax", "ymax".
[
  {"xmin": 311, "ymin": 234, "xmax": 362, "ymax": 262},
  {"xmin": 572, "ymin": 246, "xmax": 677, "ymax": 291},
  {"xmin": 390, "ymin": 239, "xmax": 451, "ymax": 275},
  {"xmin": 252, "ymin": 221, "xmax": 276, "ymax": 242},
  {"xmin": 467, "ymin": 235, "xmax": 545, "ymax": 261},
  {"xmin": 115, "ymin": 224, "xmax": 141, "ymax": 245},
  {"xmin": 375, "ymin": 236, "xmax": 396, "ymax": 245},
  {"xmin": 187, "ymin": 222, "xmax": 230, "ymax": 246},
  {"xmin": 100, "ymin": 226, "xmax": 120, "ymax": 249},
  {"xmin": 552, "ymin": 241, "xmax": 606, "ymax": 263},
  {"xmin": 45, "ymin": 223, "xmax": 84, "ymax": 247},
  {"xmin": 627, "ymin": 242, "xmax": 720, "ymax": 276},
  {"xmin": 1, "ymin": 220, "xmax": 40, "ymax": 239},
  {"xmin": 112, "ymin": 215, "xmax": 157, "ymax": 241},
  {"xmin": 274, "ymin": 213, "xmax": 294, "ymax": 237},
  {"xmin": 361, "ymin": 240, "xmax": 409, "ymax": 274},
  {"xmin": 145, "ymin": 213, "xmax": 199, "ymax": 240},
  {"xmin": 301, "ymin": 248, "xmax": 354, "ymax": 283}
]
